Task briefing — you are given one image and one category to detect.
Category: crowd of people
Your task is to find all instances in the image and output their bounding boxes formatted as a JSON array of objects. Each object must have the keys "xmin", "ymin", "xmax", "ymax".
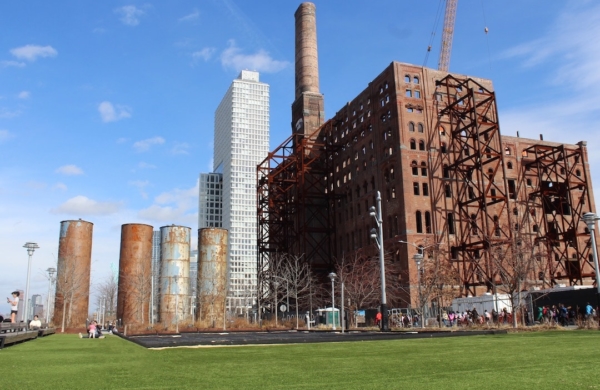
[{"xmin": 388, "ymin": 302, "xmax": 597, "ymax": 328}]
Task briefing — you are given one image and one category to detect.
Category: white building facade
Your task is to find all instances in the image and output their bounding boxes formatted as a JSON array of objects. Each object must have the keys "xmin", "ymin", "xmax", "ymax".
[{"xmin": 203, "ymin": 70, "xmax": 270, "ymax": 312}]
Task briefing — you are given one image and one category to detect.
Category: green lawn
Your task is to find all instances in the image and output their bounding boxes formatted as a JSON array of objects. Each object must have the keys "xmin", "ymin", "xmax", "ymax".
[{"xmin": 2, "ymin": 331, "xmax": 599, "ymax": 389}]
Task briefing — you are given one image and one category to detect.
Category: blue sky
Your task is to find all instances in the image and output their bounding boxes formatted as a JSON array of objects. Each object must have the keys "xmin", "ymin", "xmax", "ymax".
[{"xmin": 2, "ymin": 0, "xmax": 600, "ymax": 315}]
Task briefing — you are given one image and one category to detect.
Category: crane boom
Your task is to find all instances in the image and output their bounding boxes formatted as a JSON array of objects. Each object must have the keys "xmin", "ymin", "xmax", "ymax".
[{"xmin": 438, "ymin": 0, "xmax": 457, "ymax": 72}]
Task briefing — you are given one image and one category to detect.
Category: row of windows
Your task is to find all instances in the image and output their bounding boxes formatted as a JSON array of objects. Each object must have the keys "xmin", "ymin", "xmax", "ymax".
[
  {"xmin": 408, "ymin": 122, "xmax": 424, "ymax": 133},
  {"xmin": 413, "ymin": 182, "xmax": 429, "ymax": 196},
  {"xmin": 409, "ymin": 139, "xmax": 426, "ymax": 150}
]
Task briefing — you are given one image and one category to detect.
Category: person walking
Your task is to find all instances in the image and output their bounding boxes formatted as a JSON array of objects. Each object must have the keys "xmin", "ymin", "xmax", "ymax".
[{"xmin": 7, "ymin": 291, "xmax": 20, "ymax": 323}]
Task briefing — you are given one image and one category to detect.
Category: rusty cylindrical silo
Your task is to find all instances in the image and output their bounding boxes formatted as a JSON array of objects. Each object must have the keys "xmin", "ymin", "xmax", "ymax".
[
  {"xmin": 159, "ymin": 225, "xmax": 191, "ymax": 326},
  {"xmin": 117, "ymin": 224, "xmax": 153, "ymax": 326},
  {"xmin": 52, "ymin": 219, "xmax": 93, "ymax": 330},
  {"xmin": 197, "ymin": 228, "xmax": 228, "ymax": 327},
  {"xmin": 295, "ymin": 2, "xmax": 320, "ymax": 99}
]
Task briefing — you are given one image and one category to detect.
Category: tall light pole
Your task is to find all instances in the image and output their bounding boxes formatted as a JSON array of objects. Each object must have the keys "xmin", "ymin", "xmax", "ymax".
[
  {"xmin": 273, "ymin": 280, "xmax": 279, "ymax": 327},
  {"xmin": 370, "ymin": 191, "xmax": 389, "ymax": 331},
  {"xmin": 413, "ymin": 253, "xmax": 425, "ymax": 328},
  {"xmin": 45, "ymin": 267, "xmax": 56, "ymax": 324},
  {"xmin": 328, "ymin": 272, "xmax": 337, "ymax": 330},
  {"xmin": 582, "ymin": 212, "xmax": 600, "ymax": 325},
  {"xmin": 22, "ymin": 242, "xmax": 39, "ymax": 323}
]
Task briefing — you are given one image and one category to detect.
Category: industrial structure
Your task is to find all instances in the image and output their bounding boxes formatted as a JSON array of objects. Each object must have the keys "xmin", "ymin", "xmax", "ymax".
[
  {"xmin": 197, "ymin": 228, "xmax": 228, "ymax": 327},
  {"xmin": 257, "ymin": 2, "xmax": 598, "ymax": 309},
  {"xmin": 199, "ymin": 70, "xmax": 270, "ymax": 313},
  {"xmin": 53, "ymin": 219, "xmax": 93, "ymax": 329},
  {"xmin": 159, "ymin": 225, "xmax": 192, "ymax": 326},
  {"xmin": 117, "ymin": 223, "xmax": 154, "ymax": 326}
]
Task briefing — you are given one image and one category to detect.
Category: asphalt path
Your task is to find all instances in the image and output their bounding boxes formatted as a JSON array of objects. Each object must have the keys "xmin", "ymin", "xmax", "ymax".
[{"xmin": 124, "ymin": 329, "xmax": 507, "ymax": 349}]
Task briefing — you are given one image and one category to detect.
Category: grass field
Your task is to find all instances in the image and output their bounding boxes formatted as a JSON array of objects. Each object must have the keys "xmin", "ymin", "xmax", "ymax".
[{"xmin": 2, "ymin": 331, "xmax": 600, "ymax": 389}]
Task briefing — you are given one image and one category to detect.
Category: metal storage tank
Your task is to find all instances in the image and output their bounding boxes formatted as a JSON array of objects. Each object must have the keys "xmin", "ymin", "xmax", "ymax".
[
  {"xmin": 117, "ymin": 223, "xmax": 153, "ymax": 326},
  {"xmin": 197, "ymin": 228, "xmax": 228, "ymax": 327},
  {"xmin": 159, "ymin": 225, "xmax": 191, "ymax": 326},
  {"xmin": 53, "ymin": 219, "xmax": 93, "ymax": 330}
]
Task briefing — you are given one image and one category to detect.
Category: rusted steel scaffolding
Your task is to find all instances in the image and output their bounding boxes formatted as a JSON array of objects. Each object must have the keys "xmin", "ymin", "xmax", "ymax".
[
  {"xmin": 435, "ymin": 75, "xmax": 513, "ymax": 296},
  {"xmin": 257, "ymin": 121, "xmax": 337, "ymax": 309},
  {"xmin": 522, "ymin": 143, "xmax": 595, "ymax": 285}
]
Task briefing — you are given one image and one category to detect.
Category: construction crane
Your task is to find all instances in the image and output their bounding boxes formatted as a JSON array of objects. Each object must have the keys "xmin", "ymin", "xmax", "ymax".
[{"xmin": 438, "ymin": 0, "xmax": 458, "ymax": 72}]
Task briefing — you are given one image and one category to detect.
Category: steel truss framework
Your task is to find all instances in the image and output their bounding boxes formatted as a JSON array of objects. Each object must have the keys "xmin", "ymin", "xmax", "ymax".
[
  {"xmin": 434, "ymin": 75, "xmax": 595, "ymax": 295},
  {"xmin": 521, "ymin": 143, "xmax": 594, "ymax": 285},
  {"xmin": 436, "ymin": 75, "xmax": 513, "ymax": 296},
  {"xmin": 256, "ymin": 121, "xmax": 337, "ymax": 310}
]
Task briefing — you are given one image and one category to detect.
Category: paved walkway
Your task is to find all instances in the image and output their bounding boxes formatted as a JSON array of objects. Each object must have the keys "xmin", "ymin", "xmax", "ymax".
[{"xmin": 125, "ymin": 329, "xmax": 508, "ymax": 349}]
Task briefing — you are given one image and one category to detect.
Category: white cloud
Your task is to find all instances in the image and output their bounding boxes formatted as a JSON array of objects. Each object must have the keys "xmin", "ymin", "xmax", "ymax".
[
  {"xmin": 98, "ymin": 101, "xmax": 131, "ymax": 123},
  {"xmin": 220, "ymin": 40, "xmax": 289, "ymax": 73},
  {"xmin": 129, "ymin": 180, "xmax": 150, "ymax": 199},
  {"xmin": 0, "ymin": 130, "xmax": 14, "ymax": 143},
  {"xmin": 138, "ymin": 182, "xmax": 198, "ymax": 224},
  {"xmin": 133, "ymin": 136, "xmax": 165, "ymax": 152},
  {"xmin": 55, "ymin": 164, "xmax": 84, "ymax": 176},
  {"xmin": 17, "ymin": 91, "xmax": 30, "ymax": 99},
  {"xmin": 0, "ymin": 108, "xmax": 21, "ymax": 118},
  {"xmin": 10, "ymin": 45, "xmax": 57, "ymax": 62},
  {"xmin": 138, "ymin": 161, "xmax": 156, "ymax": 169},
  {"xmin": 51, "ymin": 195, "xmax": 121, "ymax": 216},
  {"xmin": 1, "ymin": 60, "xmax": 26, "ymax": 68},
  {"xmin": 179, "ymin": 9, "xmax": 199, "ymax": 22},
  {"xmin": 53, "ymin": 182, "xmax": 68, "ymax": 191},
  {"xmin": 116, "ymin": 137, "xmax": 128, "ymax": 144},
  {"xmin": 115, "ymin": 5, "xmax": 145, "ymax": 26},
  {"xmin": 192, "ymin": 47, "xmax": 216, "ymax": 62},
  {"xmin": 171, "ymin": 142, "xmax": 190, "ymax": 155}
]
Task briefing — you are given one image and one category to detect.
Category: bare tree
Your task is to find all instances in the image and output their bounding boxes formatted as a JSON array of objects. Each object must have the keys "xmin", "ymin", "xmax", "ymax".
[
  {"xmin": 119, "ymin": 259, "xmax": 153, "ymax": 325},
  {"xmin": 278, "ymin": 254, "xmax": 312, "ymax": 328},
  {"xmin": 54, "ymin": 259, "xmax": 89, "ymax": 332},
  {"xmin": 487, "ymin": 228, "xmax": 540, "ymax": 328},
  {"xmin": 96, "ymin": 274, "xmax": 118, "ymax": 322}
]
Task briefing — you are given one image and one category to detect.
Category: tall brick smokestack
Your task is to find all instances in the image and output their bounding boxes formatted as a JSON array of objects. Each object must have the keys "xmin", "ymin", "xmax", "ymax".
[
  {"xmin": 292, "ymin": 2, "xmax": 324, "ymax": 136},
  {"xmin": 295, "ymin": 2, "xmax": 320, "ymax": 99}
]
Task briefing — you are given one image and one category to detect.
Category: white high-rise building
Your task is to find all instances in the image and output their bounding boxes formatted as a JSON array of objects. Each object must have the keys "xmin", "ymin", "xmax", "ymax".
[{"xmin": 200, "ymin": 70, "xmax": 269, "ymax": 312}]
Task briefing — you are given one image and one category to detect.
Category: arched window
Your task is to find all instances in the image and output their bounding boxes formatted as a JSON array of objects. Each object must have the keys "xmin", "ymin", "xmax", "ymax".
[
  {"xmin": 413, "ymin": 76, "xmax": 419, "ymax": 84},
  {"xmin": 507, "ymin": 162, "xmax": 513, "ymax": 169},
  {"xmin": 445, "ymin": 184, "xmax": 451, "ymax": 198},
  {"xmin": 418, "ymin": 123, "xmax": 424, "ymax": 133},
  {"xmin": 390, "ymin": 168, "xmax": 395, "ymax": 180},
  {"xmin": 391, "ymin": 187, "xmax": 396, "ymax": 199},
  {"xmin": 440, "ymin": 143, "xmax": 447, "ymax": 154},
  {"xmin": 410, "ymin": 139, "xmax": 416, "ymax": 150},
  {"xmin": 419, "ymin": 140, "xmax": 425, "ymax": 151},
  {"xmin": 421, "ymin": 162, "xmax": 427, "ymax": 176},
  {"xmin": 411, "ymin": 161, "xmax": 418, "ymax": 176},
  {"xmin": 404, "ymin": 74, "xmax": 410, "ymax": 83},
  {"xmin": 439, "ymin": 126, "xmax": 446, "ymax": 136},
  {"xmin": 576, "ymin": 169, "xmax": 581, "ymax": 177},
  {"xmin": 470, "ymin": 214, "xmax": 477, "ymax": 235},
  {"xmin": 384, "ymin": 169, "xmax": 390, "ymax": 183},
  {"xmin": 493, "ymin": 215, "xmax": 500, "ymax": 237},
  {"xmin": 443, "ymin": 164, "xmax": 450, "ymax": 178},
  {"xmin": 447, "ymin": 213, "xmax": 455, "ymax": 234},
  {"xmin": 416, "ymin": 211, "xmax": 423, "ymax": 233},
  {"xmin": 408, "ymin": 122, "xmax": 415, "ymax": 132},
  {"xmin": 388, "ymin": 147, "xmax": 393, "ymax": 155},
  {"xmin": 425, "ymin": 212, "xmax": 432, "ymax": 233},
  {"xmin": 504, "ymin": 147, "xmax": 511, "ymax": 155}
]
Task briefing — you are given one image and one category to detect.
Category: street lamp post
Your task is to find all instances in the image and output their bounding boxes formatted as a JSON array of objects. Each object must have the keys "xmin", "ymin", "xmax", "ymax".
[
  {"xmin": 369, "ymin": 191, "xmax": 389, "ymax": 331},
  {"xmin": 273, "ymin": 280, "xmax": 279, "ymax": 327},
  {"xmin": 328, "ymin": 272, "xmax": 337, "ymax": 330},
  {"xmin": 582, "ymin": 212, "xmax": 600, "ymax": 325},
  {"xmin": 45, "ymin": 267, "xmax": 56, "ymax": 324},
  {"xmin": 23, "ymin": 242, "xmax": 39, "ymax": 323},
  {"xmin": 413, "ymin": 253, "xmax": 425, "ymax": 329}
]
